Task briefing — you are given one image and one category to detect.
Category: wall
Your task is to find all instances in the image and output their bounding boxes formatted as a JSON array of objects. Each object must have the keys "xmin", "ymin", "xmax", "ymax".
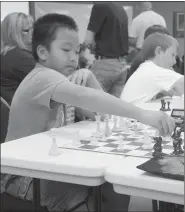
[{"xmin": 1, "ymin": 1, "xmax": 29, "ymax": 20}]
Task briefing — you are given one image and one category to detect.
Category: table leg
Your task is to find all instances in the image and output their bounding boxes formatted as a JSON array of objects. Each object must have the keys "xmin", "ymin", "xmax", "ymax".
[
  {"xmin": 33, "ymin": 178, "xmax": 41, "ymax": 212},
  {"xmin": 93, "ymin": 186, "xmax": 102, "ymax": 212},
  {"xmin": 152, "ymin": 200, "xmax": 158, "ymax": 212}
]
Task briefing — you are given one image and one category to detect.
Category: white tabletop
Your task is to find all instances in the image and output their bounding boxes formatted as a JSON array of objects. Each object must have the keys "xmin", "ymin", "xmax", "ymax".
[
  {"xmin": 1, "ymin": 98, "xmax": 184, "ymax": 200},
  {"xmin": 1, "ymin": 121, "xmax": 126, "ymax": 186},
  {"xmin": 105, "ymin": 157, "xmax": 184, "ymax": 204}
]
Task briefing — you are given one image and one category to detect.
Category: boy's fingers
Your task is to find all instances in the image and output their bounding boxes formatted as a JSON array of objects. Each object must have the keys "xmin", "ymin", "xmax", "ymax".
[
  {"xmin": 77, "ymin": 71, "xmax": 83, "ymax": 85},
  {"xmin": 67, "ymin": 75, "xmax": 72, "ymax": 81},
  {"xmin": 81, "ymin": 73, "xmax": 88, "ymax": 86}
]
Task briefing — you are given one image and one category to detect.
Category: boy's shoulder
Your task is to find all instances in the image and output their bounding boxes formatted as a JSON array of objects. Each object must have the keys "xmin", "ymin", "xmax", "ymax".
[{"xmin": 26, "ymin": 64, "xmax": 66, "ymax": 81}]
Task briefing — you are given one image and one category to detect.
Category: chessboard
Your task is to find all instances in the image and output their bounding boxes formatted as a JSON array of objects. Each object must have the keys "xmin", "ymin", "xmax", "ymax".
[{"xmin": 57, "ymin": 118, "xmax": 184, "ymax": 158}]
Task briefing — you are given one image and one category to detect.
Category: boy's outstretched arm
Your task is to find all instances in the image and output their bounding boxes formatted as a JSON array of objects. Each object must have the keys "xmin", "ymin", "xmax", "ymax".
[
  {"xmin": 69, "ymin": 69, "xmax": 104, "ymax": 120},
  {"xmin": 51, "ymin": 80, "xmax": 175, "ymax": 136}
]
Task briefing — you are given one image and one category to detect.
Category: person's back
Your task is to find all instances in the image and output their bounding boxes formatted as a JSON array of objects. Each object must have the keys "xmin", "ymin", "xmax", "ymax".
[
  {"xmin": 132, "ymin": 10, "xmax": 166, "ymax": 49},
  {"xmin": 92, "ymin": 2, "xmax": 128, "ymax": 57},
  {"xmin": 1, "ymin": 47, "xmax": 35, "ymax": 105},
  {"xmin": 84, "ymin": 2, "xmax": 129, "ymax": 97},
  {"xmin": 129, "ymin": 2, "xmax": 166, "ymax": 49}
]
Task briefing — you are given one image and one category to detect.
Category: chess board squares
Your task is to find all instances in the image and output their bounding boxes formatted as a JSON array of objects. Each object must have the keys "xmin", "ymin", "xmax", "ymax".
[
  {"xmin": 111, "ymin": 140, "xmax": 131, "ymax": 145},
  {"xmin": 125, "ymin": 149, "xmax": 153, "ymax": 157},
  {"xmin": 127, "ymin": 134, "xmax": 143, "ymax": 139},
  {"xmin": 94, "ymin": 146, "xmax": 115, "ymax": 152},
  {"xmin": 109, "ymin": 134, "xmax": 130, "ymax": 139},
  {"xmin": 110, "ymin": 148, "xmax": 131, "ymax": 154}
]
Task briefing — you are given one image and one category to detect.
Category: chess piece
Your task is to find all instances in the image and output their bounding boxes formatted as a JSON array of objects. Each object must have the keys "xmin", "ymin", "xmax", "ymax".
[
  {"xmin": 177, "ymin": 137, "xmax": 184, "ymax": 154},
  {"xmin": 163, "ymin": 101, "xmax": 166, "ymax": 111},
  {"xmin": 142, "ymin": 132, "xmax": 153, "ymax": 149},
  {"xmin": 104, "ymin": 115, "xmax": 112, "ymax": 137},
  {"xmin": 167, "ymin": 101, "xmax": 171, "ymax": 111},
  {"xmin": 72, "ymin": 131, "xmax": 81, "ymax": 146},
  {"xmin": 95, "ymin": 114, "xmax": 102, "ymax": 137},
  {"xmin": 112, "ymin": 116, "xmax": 118, "ymax": 131},
  {"xmin": 160, "ymin": 99, "xmax": 165, "ymax": 111},
  {"xmin": 49, "ymin": 137, "xmax": 61, "ymax": 156},
  {"xmin": 152, "ymin": 136, "xmax": 164, "ymax": 157},
  {"xmin": 91, "ymin": 133, "xmax": 99, "ymax": 145},
  {"xmin": 117, "ymin": 135, "xmax": 125, "ymax": 150},
  {"xmin": 172, "ymin": 139, "xmax": 178, "ymax": 155}
]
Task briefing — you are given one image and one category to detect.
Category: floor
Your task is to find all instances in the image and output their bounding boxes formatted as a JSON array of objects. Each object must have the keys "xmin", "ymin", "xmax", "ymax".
[
  {"xmin": 76, "ymin": 196, "xmax": 152, "ymax": 212},
  {"xmin": 129, "ymin": 196, "xmax": 152, "ymax": 212}
]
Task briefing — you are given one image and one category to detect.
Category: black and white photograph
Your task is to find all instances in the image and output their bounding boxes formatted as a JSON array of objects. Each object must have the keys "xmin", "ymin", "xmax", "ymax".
[{"xmin": 1, "ymin": 1, "xmax": 184, "ymax": 212}]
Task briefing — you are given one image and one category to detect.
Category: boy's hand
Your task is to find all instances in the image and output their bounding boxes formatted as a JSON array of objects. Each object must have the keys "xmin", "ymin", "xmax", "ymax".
[
  {"xmin": 141, "ymin": 110, "xmax": 175, "ymax": 136},
  {"xmin": 68, "ymin": 69, "xmax": 92, "ymax": 86}
]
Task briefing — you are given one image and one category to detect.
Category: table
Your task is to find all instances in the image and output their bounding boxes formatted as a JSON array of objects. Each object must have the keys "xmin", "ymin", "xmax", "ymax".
[
  {"xmin": 1, "ymin": 120, "xmax": 126, "ymax": 212},
  {"xmin": 105, "ymin": 157, "xmax": 184, "ymax": 205},
  {"xmin": 1, "ymin": 98, "xmax": 184, "ymax": 212}
]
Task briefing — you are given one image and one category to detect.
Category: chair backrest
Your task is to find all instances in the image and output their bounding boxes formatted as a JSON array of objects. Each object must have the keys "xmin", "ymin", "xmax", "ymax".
[{"xmin": 0, "ymin": 97, "xmax": 10, "ymax": 143}]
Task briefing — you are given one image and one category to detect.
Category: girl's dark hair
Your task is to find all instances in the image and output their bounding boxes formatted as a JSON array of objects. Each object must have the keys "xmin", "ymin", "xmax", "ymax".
[{"xmin": 32, "ymin": 13, "xmax": 78, "ymax": 61}]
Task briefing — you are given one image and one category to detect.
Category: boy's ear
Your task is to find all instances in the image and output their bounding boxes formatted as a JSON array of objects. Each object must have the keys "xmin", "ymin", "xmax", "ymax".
[
  {"xmin": 154, "ymin": 46, "xmax": 162, "ymax": 56},
  {"xmin": 37, "ymin": 45, "xmax": 49, "ymax": 61}
]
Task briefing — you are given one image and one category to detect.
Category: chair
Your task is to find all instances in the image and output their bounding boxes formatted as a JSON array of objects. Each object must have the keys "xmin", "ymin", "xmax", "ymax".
[{"xmin": 0, "ymin": 97, "xmax": 10, "ymax": 143}]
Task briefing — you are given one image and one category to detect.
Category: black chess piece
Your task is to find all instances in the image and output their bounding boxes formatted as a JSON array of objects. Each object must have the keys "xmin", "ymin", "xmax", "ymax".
[
  {"xmin": 152, "ymin": 137, "xmax": 164, "ymax": 158},
  {"xmin": 167, "ymin": 101, "xmax": 171, "ymax": 111},
  {"xmin": 163, "ymin": 101, "xmax": 166, "ymax": 111},
  {"xmin": 160, "ymin": 99, "xmax": 165, "ymax": 111},
  {"xmin": 177, "ymin": 137, "xmax": 184, "ymax": 154},
  {"xmin": 172, "ymin": 139, "xmax": 179, "ymax": 155},
  {"xmin": 172, "ymin": 127, "xmax": 181, "ymax": 155}
]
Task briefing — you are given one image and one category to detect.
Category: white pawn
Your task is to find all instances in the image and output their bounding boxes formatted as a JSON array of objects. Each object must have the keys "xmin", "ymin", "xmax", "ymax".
[
  {"xmin": 49, "ymin": 138, "xmax": 61, "ymax": 156},
  {"xmin": 95, "ymin": 114, "xmax": 102, "ymax": 137},
  {"xmin": 112, "ymin": 116, "xmax": 118, "ymax": 131},
  {"xmin": 72, "ymin": 131, "xmax": 81, "ymax": 146},
  {"xmin": 142, "ymin": 132, "xmax": 153, "ymax": 149},
  {"xmin": 117, "ymin": 135, "xmax": 125, "ymax": 150},
  {"xmin": 104, "ymin": 115, "xmax": 112, "ymax": 136}
]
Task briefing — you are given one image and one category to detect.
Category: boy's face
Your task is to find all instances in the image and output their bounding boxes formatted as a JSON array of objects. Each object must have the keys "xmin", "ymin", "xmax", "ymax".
[
  {"xmin": 46, "ymin": 28, "xmax": 80, "ymax": 76},
  {"xmin": 158, "ymin": 45, "xmax": 177, "ymax": 69}
]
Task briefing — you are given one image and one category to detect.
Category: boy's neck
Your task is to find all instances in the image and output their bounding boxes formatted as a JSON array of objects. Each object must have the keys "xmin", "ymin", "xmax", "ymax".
[{"xmin": 150, "ymin": 58, "xmax": 165, "ymax": 69}]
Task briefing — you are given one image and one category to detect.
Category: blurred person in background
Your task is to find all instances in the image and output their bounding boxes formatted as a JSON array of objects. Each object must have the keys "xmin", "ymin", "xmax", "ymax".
[
  {"xmin": 129, "ymin": 1, "xmax": 166, "ymax": 50},
  {"xmin": 1, "ymin": 12, "xmax": 36, "ymax": 105}
]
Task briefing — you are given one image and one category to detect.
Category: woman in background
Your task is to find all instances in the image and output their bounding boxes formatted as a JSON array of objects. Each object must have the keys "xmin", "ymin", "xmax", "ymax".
[{"xmin": 1, "ymin": 12, "xmax": 36, "ymax": 105}]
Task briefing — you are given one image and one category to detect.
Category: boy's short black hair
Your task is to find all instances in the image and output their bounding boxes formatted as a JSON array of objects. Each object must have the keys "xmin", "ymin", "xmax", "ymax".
[
  {"xmin": 144, "ymin": 25, "xmax": 170, "ymax": 40},
  {"xmin": 32, "ymin": 13, "xmax": 78, "ymax": 61}
]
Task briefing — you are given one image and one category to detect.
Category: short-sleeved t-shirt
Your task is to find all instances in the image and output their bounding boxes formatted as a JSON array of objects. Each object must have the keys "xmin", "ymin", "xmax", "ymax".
[
  {"xmin": 121, "ymin": 61, "xmax": 183, "ymax": 104},
  {"xmin": 6, "ymin": 64, "xmax": 75, "ymax": 142},
  {"xmin": 87, "ymin": 2, "xmax": 128, "ymax": 57},
  {"xmin": 129, "ymin": 10, "xmax": 166, "ymax": 49}
]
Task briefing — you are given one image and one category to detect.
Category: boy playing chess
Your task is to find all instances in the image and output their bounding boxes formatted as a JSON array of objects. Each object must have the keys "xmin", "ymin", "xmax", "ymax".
[
  {"xmin": 2, "ymin": 14, "xmax": 175, "ymax": 212},
  {"xmin": 121, "ymin": 33, "xmax": 184, "ymax": 104}
]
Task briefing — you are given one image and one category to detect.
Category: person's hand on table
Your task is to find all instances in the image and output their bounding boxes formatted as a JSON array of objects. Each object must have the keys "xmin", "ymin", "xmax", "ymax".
[
  {"xmin": 68, "ymin": 68, "xmax": 92, "ymax": 86},
  {"xmin": 140, "ymin": 110, "xmax": 175, "ymax": 136}
]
